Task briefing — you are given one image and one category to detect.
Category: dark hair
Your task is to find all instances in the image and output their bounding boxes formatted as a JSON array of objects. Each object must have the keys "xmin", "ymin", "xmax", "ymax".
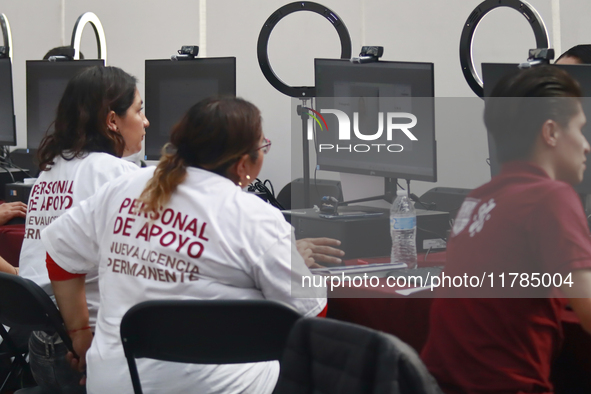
[
  {"xmin": 43, "ymin": 46, "xmax": 85, "ymax": 60},
  {"xmin": 484, "ymin": 66, "xmax": 582, "ymax": 163},
  {"xmin": 556, "ymin": 44, "xmax": 591, "ymax": 64},
  {"xmin": 37, "ymin": 66, "xmax": 137, "ymax": 170},
  {"xmin": 139, "ymin": 97, "xmax": 262, "ymax": 213}
]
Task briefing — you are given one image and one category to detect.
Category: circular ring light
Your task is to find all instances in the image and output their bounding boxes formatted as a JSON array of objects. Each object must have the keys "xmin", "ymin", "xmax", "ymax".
[
  {"xmin": 459, "ymin": 0, "xmax": 549, "ymax": 97},
  {"xmin": 257, "ymin": 2, "xmax": 352, "ymax": 98},
  {"xmin": 70, "ymin": 12, "xmax": 107, "ymax": 63},
  {"xmin": 0, "ymin": 13, "xmax": 13, "ymax": 59}
]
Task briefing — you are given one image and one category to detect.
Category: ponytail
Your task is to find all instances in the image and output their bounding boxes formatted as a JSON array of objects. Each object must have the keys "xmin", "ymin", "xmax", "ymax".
[{"xmin": 138, "ymin": 144, "xmax": 187, "ymax": 214}]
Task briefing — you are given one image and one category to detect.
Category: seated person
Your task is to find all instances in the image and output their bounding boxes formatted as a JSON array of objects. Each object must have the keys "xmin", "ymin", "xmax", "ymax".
[
  {"xmin": 43, "ymin": 97, "xmax": 328, "ymax": 394},
  {"xmin": 0, "ymin": 201, "xmax": 26, "ymax": 225},
  {"xmin": 19, "ymin": 65, "xmax": 148, "ymax": 393},
  {"xmin": 555, "ymin": 44, "xmax": 591, "ymax": 65},
  {"xmin": 421, "ymin": 66, "xmax": 591, "ymax": 393}
]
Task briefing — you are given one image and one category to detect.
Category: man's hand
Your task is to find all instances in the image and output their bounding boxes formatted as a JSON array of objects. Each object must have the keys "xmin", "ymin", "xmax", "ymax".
[
  {"xmin": 0, "ymin": 202, "xmax": 27, "ymax": 226},
  {"xmin": 67, "ymin": 328, "xmax": 93, "ymax": 385},
  {"xmin": 296, "ymin": 237, "xmax": 345, "ymax": 268}
]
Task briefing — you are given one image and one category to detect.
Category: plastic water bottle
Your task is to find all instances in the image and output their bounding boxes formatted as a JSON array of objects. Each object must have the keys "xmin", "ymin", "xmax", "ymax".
[{"xmin": 390, "ymin": 190, "xmax": 417, "ymax": 269}]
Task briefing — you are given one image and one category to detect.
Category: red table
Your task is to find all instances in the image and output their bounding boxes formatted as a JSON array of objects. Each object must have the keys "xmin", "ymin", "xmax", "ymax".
[
  {"xmin": 0, "ymin": 224, "xmax": 25, "ymax": 267},
  {"xmin": 325, "ymin": 252, "xmax": 591, "ymax": 394}
]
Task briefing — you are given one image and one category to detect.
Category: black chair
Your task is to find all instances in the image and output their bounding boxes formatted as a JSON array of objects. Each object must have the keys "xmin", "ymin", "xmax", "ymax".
[
  {"xmin": 273, "ymin": 318, "xmax": 443, "ymax": 394},
  {"xmin": 0, "ymin": 272, "xmax": 75, "ymax": 394},
  {"xmin": 120, "ymin": 299, "xmax": 302, "ymax": 394}
]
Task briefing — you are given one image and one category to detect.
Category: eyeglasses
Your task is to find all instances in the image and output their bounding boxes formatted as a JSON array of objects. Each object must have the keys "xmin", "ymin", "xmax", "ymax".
[{"xmin": 257, "ymin": 137, "xmax": 272, "ymax": 155}]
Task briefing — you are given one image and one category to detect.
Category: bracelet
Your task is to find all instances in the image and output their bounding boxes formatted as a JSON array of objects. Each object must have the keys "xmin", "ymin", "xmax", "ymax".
[{"xmin": 68, "ymin": 326, "xmax": 91, "ymax": 334}]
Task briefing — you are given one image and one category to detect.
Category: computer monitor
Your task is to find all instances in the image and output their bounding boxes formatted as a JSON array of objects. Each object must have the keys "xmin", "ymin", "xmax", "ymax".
[
  {"xmin": 144, "ymin": 58, "xmax": 236, "ymax": 160},
  {"xmin": 26, "ymin": 59, "xmax": 104, "ymax": 150},
  {"xmin": 482, "ymin": 63, "xmax": 591, "ymax": 194},
  {"xmin": 0, "ymin": 58, "xmax": 16, "ymax": 146},
  {"xmin": 314, "ymin": 59, "xmax": 437, "ymax": 183}
]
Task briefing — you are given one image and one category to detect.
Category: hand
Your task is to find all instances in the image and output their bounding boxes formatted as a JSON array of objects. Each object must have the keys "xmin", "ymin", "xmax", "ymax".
[
  {"xmin": 0, "ymin": 202, "xmax": 27, "ymax": 226},
  {"xmin": 296, "ymin": 237, "xmax": 345, "ymax": 268},
  {"xmin": 66, "ymin": 328, "xmax": 93, "ymax": 385}
]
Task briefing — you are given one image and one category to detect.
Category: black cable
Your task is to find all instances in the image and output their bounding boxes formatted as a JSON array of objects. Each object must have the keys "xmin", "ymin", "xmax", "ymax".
[
  {"xmin": 0, "ymin": 163, "xmax": 15, "ymax": 183},
  {"xmin": 248, "ymin": 178, "xmax": 285, "ymax": 210},
  {"xmin": 417, "ymin": 226, "xmax": 448, "ymax": 243},
  {"xmin": 0, "ymin": 157, "xmax": 33, "ymax": 178}
]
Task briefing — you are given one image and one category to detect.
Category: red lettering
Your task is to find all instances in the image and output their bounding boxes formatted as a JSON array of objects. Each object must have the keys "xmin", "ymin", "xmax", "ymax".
[
  {"xmin": 161, "ymin": 209, "xmax": 174, "ymax": 225},
  {"xmin": 149, "ymin": 224, "xmax": 163, "ymax": 240},
  {"xmin": 113, "ymin": 217, "xmax": 124, "ymax": 234},
  {"xmin": 61, "ymin": 195, "xmax": 73, "ymax": 210},
  {"xmin": 122, "ymin": 217, "xmax": 135, "ymax": 236},
  {"xmin": 67, "ymin": 181, "xmax": 74, "ymax": 194},
  {"xmin": 187, "ymin": 242, "xmax": 204, "ymax": 258},
  {"xmin": 28, "ymin": 198, "xmax": 38, "ymax": 212},
  {"xmin": 119, "ymin": 198, "xmax": 131, "ymax": 214},
  {"xmin": 199, "ymin": 222, "xmax": 209, "ymax": 241},
  {"xmin": 176, "ymin": 234, "xmax": 190, "ymax": 252},
  {"xmin": 160, "ymin": 231, "xmax": 176, "ymax": 247},
  {"xmin": 128, "ymin": 199, "xmax": 139, "ymax": 216},
  {"xmin": 172, "ymin": 212, "xmax": 187, "ymax": 231},
  {"xmin": 136, "ymin": 223, "xmax": 150, "ymax": 241},
  {"xmin": 185, "ymin": 218, "xmax": 197, "ymax": 236}
]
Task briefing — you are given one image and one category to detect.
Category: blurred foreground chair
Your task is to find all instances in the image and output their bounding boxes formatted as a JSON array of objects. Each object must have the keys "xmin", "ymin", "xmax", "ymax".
[
  {"xmin": 0, "ymin": 272, "xmax": 75, "ymax": 394},
  {"xmin": 120, "ymin": 299, "xmax": 301, "ymax": 394},
  {"xmin": 273, "ymin": 318, "xmax": 443, "ymax": 394}
]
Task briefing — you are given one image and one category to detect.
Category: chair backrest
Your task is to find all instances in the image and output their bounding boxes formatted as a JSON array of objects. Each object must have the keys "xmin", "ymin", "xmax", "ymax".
[
  {"xmin": 273, "ymin": 317, "xmax": 443, "ymax": 394},
  {"xmin": 120, "ymin": 299, "xmax": 301, "ymax": 364},
  {"xmin": 0, "ymin": 272, "xmax": 73, "ymax": 352},
  {"xmin": 121, "ymin": 299, "xmax": 301, "ymax": 394}
]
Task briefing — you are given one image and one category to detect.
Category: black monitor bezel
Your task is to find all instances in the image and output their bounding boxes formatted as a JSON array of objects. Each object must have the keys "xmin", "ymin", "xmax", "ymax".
[
  {"xmin": 26, "ymin": 59, "xmax": 104, "ymax": 150},
  {"xmin": 144, "ymin": 57, "xmax": 237, "ymax": 160},
  {"xmin": 313, "ymin": 58, "xmax": 437, "ymax": 183},
  {"xmin": 0, "ymin": 58, "xmax": 17, "ymax": 146}
]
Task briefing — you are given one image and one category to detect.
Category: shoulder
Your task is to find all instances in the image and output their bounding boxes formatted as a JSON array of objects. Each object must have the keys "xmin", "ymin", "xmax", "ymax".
[{"xmin": 80, "ymin": 153, "xmax": 139, "ymax": 175}]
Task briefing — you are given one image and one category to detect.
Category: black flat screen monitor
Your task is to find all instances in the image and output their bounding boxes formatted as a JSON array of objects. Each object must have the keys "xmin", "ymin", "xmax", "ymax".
[
  {"xmin": 144, "ymin": 58, "xmax": 236, "ymax": 160},
  {"xmin": 314, "ymin": 59, "xmax": 436, "ymax": 182},
  {"xmin": 483, "ymin": 63, "xmax": 591, "ymax": 194},
  {"xmin": 26, "ymin": 60, "xmax": 104, "ymax": 150},
  {"xmin": 0, "ymin": 58, "xmax": 16, "ymax": 146}
]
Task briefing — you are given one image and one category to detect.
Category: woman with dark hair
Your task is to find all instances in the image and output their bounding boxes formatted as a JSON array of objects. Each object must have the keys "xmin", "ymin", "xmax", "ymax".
[
  {"xmin": 19, "ymin": 65, "xmax": 149, "ymax": 393},
  {"xmin": 42, "ymin": 97, "xmax": 326, "ymax": 394}
]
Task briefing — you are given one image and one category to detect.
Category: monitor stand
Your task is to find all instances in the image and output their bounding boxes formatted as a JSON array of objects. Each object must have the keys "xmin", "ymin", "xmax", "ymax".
[{"xmin": 340, "ymin": 177, "xmax": 398, "ymax": 206}]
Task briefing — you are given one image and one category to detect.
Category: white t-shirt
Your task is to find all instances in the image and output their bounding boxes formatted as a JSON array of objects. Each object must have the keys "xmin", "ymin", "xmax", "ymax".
[
  {"xmin": 19, "ymin": 152, "xmax": 138, "ymax": 326},
  {"xmin": 42, "ymin": 166, "xmax": 326, "ymax": 394}
]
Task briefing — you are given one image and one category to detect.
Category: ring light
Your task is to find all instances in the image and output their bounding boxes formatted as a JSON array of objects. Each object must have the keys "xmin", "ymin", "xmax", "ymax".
[
  {"xmin": 459, "ymin": 0, "xmax": 549, "ymax": 97},
  {"xmin": 257, "ymin": 1, "xmax": 352, "ymax": 98},
  {"xmin": 71, "ymin": 12, "xmax": 107, "ymax": 63},
  {"xmin": 0, "ymin": 13, "xmax": 13, "ymax": 59}
]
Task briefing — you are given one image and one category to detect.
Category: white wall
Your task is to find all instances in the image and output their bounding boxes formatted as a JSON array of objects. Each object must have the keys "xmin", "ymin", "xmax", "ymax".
[{"xmin": 2, "ymin": 0, "xmax": 587, "ymax": 199}]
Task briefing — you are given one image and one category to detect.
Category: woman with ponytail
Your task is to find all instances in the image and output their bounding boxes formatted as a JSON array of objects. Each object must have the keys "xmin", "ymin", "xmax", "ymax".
[
  {"xmin": 42, "ymin": 97, "xmax": 327, "ymax": 394},
  {"xmin": 19, "ymin": 65, "xmax": 149, "ymax": 393}
]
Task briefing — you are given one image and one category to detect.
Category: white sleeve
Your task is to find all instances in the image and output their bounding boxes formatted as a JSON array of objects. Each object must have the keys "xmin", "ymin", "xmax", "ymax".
[
  {"xmin": 251, "ymin": 228, "xmax": 327, "ymax": 317},
  {"xmin": 41, "ymin": 182, "xmax": 110, "ymax": 274}
]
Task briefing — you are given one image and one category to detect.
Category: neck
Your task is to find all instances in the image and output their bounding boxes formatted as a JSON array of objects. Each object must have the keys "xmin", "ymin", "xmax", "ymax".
[{"xmin": 528, "ymin": 153, "xmax": 556, "ymax": 180}]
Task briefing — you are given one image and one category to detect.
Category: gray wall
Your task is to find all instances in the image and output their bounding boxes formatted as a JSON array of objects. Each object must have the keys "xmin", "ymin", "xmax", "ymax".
[{"xmin": 2, "ymin": 0, "xmax": 586, "ymax": 199}]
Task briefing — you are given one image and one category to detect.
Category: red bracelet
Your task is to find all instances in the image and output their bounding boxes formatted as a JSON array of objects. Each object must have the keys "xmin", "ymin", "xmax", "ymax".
[{"xmin": 68, "ymin": 326, "xmax": 91, "ymax": 334}]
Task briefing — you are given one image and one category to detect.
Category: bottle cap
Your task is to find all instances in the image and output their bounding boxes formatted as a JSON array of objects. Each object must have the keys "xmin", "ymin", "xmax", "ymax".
[{"xmin": 396, "ymin": 190, "xmax": 408, "ymax": 196}]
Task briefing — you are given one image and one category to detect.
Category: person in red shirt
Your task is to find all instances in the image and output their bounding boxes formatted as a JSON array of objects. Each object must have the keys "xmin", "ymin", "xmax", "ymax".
[{"xmin": 421, "ymin": 66, "xmax": 591, "ymax": 394}]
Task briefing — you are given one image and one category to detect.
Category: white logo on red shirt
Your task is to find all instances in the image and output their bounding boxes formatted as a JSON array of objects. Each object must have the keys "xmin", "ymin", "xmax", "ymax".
[
  {"xmin": 452, "ymin": 198, "xmax": 480, "ymax": 237},
  {"xmin": 468, "ymin": 198, "xmax": 496, "ymax": 237}
]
